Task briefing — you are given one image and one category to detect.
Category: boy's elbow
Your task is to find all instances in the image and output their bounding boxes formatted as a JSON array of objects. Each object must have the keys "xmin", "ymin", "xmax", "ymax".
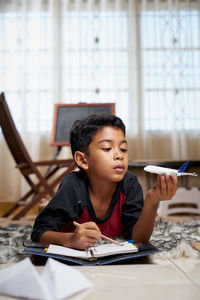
[
  {"xmin": 132, "ymin": 232, "xmax": 151, "ymax": 244},
  {"xmin": 133, "ymin": 237, "xmax": 150, "ymax": 244}
]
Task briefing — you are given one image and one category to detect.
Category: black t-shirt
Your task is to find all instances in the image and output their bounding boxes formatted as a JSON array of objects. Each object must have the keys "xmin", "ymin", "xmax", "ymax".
[{"xmin": 31, "ymin": 170, "xmax": 144, "ymax": 242}]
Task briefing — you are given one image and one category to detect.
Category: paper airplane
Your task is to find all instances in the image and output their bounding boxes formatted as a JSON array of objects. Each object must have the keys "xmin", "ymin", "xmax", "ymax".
[
  {"xmin": 144, "ymin": 161, "xmax": 197, "ymax": 177},
  {"xmin": 0, "ymin": 257, "xmax": 93, "ymax": 300}
]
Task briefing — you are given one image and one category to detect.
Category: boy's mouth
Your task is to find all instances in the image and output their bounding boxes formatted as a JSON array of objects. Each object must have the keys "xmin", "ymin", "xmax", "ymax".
[{"xmin": 114, "ymin": 165, "xmax": 125, "ymax": 172}]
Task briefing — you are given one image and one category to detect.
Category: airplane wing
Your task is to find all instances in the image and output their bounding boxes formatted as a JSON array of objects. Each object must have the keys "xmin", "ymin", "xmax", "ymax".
[{"xmin": 176, "ymin": 172, "xmax": 197, "ymax": 177}]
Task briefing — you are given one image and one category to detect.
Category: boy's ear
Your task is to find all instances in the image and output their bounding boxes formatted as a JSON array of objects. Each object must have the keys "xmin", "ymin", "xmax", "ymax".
[{"xmin": 74, "ymin": 151, "xmax": 89, "ymax": 170}]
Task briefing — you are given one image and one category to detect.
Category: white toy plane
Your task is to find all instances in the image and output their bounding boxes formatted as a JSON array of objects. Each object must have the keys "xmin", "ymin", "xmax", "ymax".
[{"xmin": 144, "ymin": 161, "xmax": 197, "ymax": 177}]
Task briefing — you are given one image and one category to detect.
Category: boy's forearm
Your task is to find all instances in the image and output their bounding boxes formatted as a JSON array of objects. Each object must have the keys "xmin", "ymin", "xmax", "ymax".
[
  {"xmin": 131, "ymin": 199, "xmax": 158, "ymax": 243},
  {"xmin": 132, "ymin": 174, "xmax": 177, "ymax": 243},
  {"xmin": 39, "ymin": 231, "xmax": 74, "ymax": 248}
]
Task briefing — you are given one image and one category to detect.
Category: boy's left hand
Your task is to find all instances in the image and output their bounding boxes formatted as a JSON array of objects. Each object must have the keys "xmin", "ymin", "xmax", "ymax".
[{"xmin": 146, "ymin": 175, "xmax": 178, "ymax": 205}]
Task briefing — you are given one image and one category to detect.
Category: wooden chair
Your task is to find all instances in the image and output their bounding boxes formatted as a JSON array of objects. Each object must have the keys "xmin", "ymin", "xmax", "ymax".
[{"xmin": 0, "ymin": 92, "xmax": 76, "ymax": 220}]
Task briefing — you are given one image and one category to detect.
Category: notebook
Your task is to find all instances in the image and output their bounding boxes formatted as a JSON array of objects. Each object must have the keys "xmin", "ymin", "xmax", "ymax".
[
  {"xmin": 24, "ymin": 242, "xmax": 159, "ymax": 266},
  {"xmin": 47, "ymin": 241, "xmax": 138, "ymax": 261}
]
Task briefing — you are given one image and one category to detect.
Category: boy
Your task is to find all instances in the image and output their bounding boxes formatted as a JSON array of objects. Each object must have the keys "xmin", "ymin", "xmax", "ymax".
[{"xmin": 31, "ymin": 114, "xmax": 177, "ymax": 250}]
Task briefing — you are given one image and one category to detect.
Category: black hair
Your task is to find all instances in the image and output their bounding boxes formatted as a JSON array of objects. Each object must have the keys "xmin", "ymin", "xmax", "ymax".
[{"xmin": 69, "ymin": 113, "xmax": 126, "ymax": 157}]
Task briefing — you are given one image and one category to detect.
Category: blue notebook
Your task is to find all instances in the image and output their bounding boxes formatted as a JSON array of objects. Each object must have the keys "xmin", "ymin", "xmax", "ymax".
[{"xmin": 24, "ymin": 242, "xmax": 159, "ymax": 266}]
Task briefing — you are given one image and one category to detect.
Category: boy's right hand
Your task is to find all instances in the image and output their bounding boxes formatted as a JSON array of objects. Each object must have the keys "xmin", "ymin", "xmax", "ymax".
[{"xmin": 68, "ymin": 221, "xmax": 102, "ymax": 250}]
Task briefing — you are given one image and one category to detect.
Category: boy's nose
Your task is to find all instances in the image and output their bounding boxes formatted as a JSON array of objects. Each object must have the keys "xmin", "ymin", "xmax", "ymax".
[{"xmin": 114, "ymin": 150, "xmax": 123, "ymax": 160}]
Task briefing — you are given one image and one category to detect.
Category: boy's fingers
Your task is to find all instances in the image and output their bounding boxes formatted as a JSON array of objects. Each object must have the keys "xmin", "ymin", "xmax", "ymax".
[
  {"xmin": 166, "ymin": 175, "xmax": 173, "ymax": 196},
  {"xmin": 165, "ymin": 175, "xmax": 177, "ymax": 197},
  {"xmin": 158, "ymin": 175, "xmax": 176, "ymax": 198},
  {"xmin": 73, "ymin": 232, "xmax": 100, "ymax": 250},
  {"xmin": 85, "ymin": 229, "xmax": 101, "ymax": 240},
  {"xmin": 148, "ymin": 174, "xmax": 178, "ymax": 202},
  {"xmin": 163, "ymin": 175, "xmax": 178, "ymax": 199},
  {"xmin": 159, "ymin": 175, "xmax": 167, "ymax": 196},
  {"xmin": 171, "ymin": 175, "xmax": 178, "ymax": 195},
  {"xmin": 82, "ymin": 221, "xmax": 101, "ymax": 233},
  {"xmin": 76, "ymin": 224, "xmax": 101, "ymax": 241}
]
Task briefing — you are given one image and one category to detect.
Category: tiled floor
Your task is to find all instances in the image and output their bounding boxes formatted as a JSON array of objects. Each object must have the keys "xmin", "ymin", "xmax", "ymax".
[
  {"xmin": 0, "ymin": 253, "xmax": 199, "ymax": 299},
  {"xmin": 70, "ymin": 256, "xmax": 200, "ymax": 300},
  {"xmin": 170, "ymin": 257, "xmax": 200, "ymax": 285}
]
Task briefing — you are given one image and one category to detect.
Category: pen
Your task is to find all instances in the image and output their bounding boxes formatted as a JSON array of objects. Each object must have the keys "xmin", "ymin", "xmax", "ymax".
[{"xmin": 73, "ymin": 221, "xmax": 121, "ymax": 246}]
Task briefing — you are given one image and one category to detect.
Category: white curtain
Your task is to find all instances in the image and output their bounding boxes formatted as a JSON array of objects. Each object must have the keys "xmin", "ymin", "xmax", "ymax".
[
  {"xmin": 0, "ymin": 0, "xmax": 131, "ymax": 202},
  {"xmin": 128, "ymin": 0, "xmax": 200, "ymax": 161},
  {"xmin": 0, "ymin": 0, "xmax": 200, "ymax": 203}
]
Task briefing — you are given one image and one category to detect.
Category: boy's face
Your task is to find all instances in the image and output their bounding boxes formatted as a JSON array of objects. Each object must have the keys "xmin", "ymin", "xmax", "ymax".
[{"xmin": 85, "ymin": 126, "xmax": 128, "ymax": 183}]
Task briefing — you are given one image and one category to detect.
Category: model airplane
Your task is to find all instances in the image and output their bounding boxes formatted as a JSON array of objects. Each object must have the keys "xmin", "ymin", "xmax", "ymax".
[{"xmin": 144, "ymin": 161, "xmax": 197, "ymax": 176}]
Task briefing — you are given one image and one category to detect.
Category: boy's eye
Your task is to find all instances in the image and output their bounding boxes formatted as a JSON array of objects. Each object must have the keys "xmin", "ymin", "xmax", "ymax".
[
  {"xmin": 102, "ymin": 148, "xmax": 111, "ymax": 152},
  {"xmin": 121, "ymin": 148, "xmax": 128, "ymax": 153}
]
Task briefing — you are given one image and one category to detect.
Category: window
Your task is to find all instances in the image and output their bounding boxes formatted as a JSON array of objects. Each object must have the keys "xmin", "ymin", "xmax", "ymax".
[
  {"xmin": 140, "ymin": 7, "xmax": 200, "ymax": 131},
  {"xmin": 1, "ymin": 1, "xmax": 199, "ymax": 134},
  {"xmin": 63, "ymin": 11, "xmax": 128, "ymax": 103},
  {"xmin": 0, "ymin": 11, "xmax": 52, "ymax": 132},
  {"xmin": 0, "ymin": 8, "xmax": 128, "ymax": 132}
]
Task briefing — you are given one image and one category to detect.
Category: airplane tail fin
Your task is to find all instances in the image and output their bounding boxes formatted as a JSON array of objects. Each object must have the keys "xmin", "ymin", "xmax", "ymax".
[{"xmin": 178, "ymin": 161, "xmax": 190, "ymax": 173}]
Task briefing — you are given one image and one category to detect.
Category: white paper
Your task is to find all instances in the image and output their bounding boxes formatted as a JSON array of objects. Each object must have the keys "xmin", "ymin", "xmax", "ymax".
[
  {"xmin": 0, "ymin": 257, "xmax": 93, "ymax": 300},
  {"xmin": 41, "ymin": 258, "xmax": 93, "ymax": 299},
  {"xmin": 47, "ymin": 245, "xmax": 92, "ymax": 260},
  {"xmin": 91, "ymin": 241, "xmax": 138, "ymax": 258},
  {"xmin": 47, "ymin": 241, "xmax": 138, "ymax": 260}
]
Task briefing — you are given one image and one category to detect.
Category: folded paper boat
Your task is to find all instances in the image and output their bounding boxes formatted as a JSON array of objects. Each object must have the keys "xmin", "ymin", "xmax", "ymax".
[{"xmin": 0, "ymin": 257, "xmax": 93, "ymax": 299}]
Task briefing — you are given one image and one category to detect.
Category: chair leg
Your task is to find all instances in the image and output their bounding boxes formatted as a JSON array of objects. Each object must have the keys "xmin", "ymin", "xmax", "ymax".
[
  {"xmin": 2, "ymin": 189, "xmax": 34, "ymax": 217},
  {"xmin": 11, "ymin": 191, "xmax": 50, "ymax": 220},
  {"xmin": 3, "ymin": 174, "xmax": 57, "ymax": 218},
  {"xmin": 11, "ymin": 163, "xmax": 77, "ymax": 220}
]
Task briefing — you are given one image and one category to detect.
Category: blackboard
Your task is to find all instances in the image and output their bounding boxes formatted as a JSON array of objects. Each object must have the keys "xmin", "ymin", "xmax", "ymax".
[{"xmin": 50, "ymin": 103, "xmax": 115, "ymax": 146}]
